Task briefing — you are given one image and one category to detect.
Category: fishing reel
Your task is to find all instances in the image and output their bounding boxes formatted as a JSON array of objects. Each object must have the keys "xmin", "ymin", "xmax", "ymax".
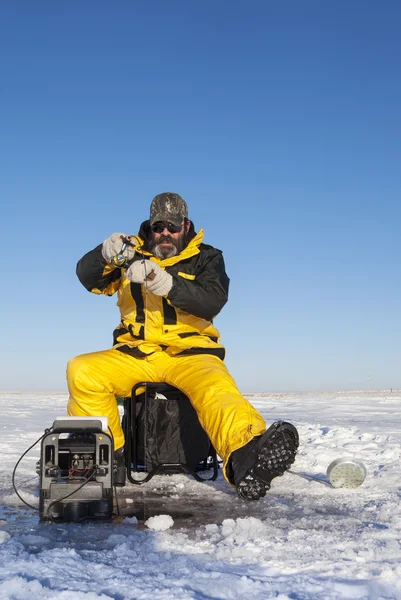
[{"xmin": 110, "ymin": 235, "xmax": 136, "ymax": 267}]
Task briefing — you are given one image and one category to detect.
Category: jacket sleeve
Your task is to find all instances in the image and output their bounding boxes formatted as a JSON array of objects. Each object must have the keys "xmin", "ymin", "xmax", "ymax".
[
  {"xmin": 167, "ymin": 251, "xmax": 230, "ymax": 321},
  {"xmin": 76, "ymin": 244, "xmax": 122, "ymax": 295}
]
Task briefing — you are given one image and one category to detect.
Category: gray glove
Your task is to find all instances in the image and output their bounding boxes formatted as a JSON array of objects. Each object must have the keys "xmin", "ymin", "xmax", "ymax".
[
  {"xmin": 102, "ymin": 233, "xmax": 136, "ymax": 264},
  {"xmin": 125, "ymin": 260, "xmax": 173, "ymax": 296}
]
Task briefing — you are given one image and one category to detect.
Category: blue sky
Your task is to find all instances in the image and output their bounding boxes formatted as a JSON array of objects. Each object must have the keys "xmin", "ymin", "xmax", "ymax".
[{"xmin": 1, "ymin": 1, "xmax": 400, "ymax": 392}]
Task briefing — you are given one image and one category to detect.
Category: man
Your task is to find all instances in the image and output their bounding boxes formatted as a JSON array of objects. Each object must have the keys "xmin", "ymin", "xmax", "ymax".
[{"xmin": 68, "ymin": 192, "xmax": 299, "ymax": 499}]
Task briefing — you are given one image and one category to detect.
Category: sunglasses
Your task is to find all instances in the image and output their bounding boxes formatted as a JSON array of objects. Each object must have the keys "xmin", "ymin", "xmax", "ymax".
[{"xmin": 151, "ymin": 221, "xmax": 183, "ymax": 234}]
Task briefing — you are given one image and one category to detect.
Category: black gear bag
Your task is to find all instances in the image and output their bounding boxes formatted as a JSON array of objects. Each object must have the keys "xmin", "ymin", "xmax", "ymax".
[{"xmin": 122, "ymin": 382, "xmax": 218, "ymax": 484}]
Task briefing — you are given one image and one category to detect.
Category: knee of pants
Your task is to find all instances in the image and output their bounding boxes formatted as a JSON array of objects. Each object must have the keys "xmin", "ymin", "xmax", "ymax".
[
  {"xmin": 67, "ymin": 356, "xmax": 83, "ymax": 385},
  {"xmin": 67, "ymin": 355, "xmax": 99, "ymax": 394}
]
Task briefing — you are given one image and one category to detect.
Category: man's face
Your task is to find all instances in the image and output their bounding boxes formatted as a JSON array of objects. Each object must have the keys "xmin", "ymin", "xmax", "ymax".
[{"xmin": 150, "ymin": 220, "xmax": 191, "ymax": 259}]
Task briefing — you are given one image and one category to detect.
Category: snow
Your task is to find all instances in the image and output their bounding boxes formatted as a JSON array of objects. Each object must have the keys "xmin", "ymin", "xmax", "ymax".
[
  {"xmin": 145, "ymin": 515, "xmax": 175, "ymax": 531},
  {"xmin": 1, "ymin": 390, "xmax": 401, "ymax": 599}
]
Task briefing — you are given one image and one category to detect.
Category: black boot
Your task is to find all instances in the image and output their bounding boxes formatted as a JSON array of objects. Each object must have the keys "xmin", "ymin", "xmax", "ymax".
[
  {"xmin": 113, "ymin": 448, "xmax": 126, "ymax": 487},
  {"xmin": 229, "ymin": 421, "xmax": 299, "ymax": 501}
]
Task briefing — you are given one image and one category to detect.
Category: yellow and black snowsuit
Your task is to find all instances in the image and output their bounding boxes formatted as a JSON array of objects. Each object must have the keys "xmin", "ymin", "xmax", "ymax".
[{"xmin": 67, "ymin": 221, "xmax": 266, "ymax": 480}]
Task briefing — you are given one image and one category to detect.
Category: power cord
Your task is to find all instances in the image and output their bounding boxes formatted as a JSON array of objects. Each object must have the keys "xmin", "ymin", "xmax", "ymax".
[
  {"xmin": 45, "ymin": 466, "xmax": 98, "ymax": 518},
  {"xmin": 12, "ymin": 430, "xmax": 51, "ymax": 511}
]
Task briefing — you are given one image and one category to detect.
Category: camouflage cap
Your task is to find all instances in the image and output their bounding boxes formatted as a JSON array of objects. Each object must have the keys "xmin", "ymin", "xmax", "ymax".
[{"xmin": 150, "ymin": 192, "xmax": 188, "ymax": 227}]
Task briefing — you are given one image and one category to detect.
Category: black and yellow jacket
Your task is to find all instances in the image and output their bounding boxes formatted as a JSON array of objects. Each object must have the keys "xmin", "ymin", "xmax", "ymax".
[{"xmin": 76, "ymin": 221, "xmax": 230, "ymax": 360}]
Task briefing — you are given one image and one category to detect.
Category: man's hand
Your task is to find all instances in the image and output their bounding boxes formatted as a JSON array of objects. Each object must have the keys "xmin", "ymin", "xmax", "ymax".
[
  {"xmin": 125, "ymin": 260, "xmax": 173, "ymax": 296},
  {"xmin": 102, "ymin": 233, "xmax": 136, "ymax": 264}
]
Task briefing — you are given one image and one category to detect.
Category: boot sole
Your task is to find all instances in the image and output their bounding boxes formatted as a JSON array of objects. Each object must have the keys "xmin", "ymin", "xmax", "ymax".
[{"xmin": 236, "ymin": 421, "xmax": 299, "ymax": 501}]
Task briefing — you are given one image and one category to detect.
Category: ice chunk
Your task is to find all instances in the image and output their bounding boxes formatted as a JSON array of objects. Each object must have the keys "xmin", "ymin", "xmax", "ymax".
[{"xmin": 145, "ymin": 514, "xmax": 174, "ymax": 531}]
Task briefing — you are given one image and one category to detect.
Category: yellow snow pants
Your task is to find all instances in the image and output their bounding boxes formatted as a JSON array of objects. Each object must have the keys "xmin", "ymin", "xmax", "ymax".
[{"xmin": 67, "ymin": 349, "xmax": 266, "ymax": 481}]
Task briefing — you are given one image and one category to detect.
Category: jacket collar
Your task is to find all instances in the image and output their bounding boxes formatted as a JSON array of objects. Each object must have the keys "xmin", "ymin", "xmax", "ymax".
[{"xmin": 133, "ymin": 228, "xmax": 204, "ymax": 267}]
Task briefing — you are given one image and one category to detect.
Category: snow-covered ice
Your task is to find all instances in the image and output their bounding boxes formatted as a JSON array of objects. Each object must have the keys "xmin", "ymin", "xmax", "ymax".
[{"xmin": 1, "ymin": 390, "xmax": 401, "ymax": 599}]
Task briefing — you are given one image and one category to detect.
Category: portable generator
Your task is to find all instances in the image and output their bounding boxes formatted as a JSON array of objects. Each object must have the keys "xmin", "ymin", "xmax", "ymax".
[{"xmin": 38, "ymin": 416, "xmax": 114, "ymax": 521}]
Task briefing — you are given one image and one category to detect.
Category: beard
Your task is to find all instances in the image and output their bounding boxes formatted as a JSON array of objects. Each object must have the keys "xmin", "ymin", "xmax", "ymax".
[{"xmin": 150, "ymin": 232, "xmax": 187, "ymax": 259}]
